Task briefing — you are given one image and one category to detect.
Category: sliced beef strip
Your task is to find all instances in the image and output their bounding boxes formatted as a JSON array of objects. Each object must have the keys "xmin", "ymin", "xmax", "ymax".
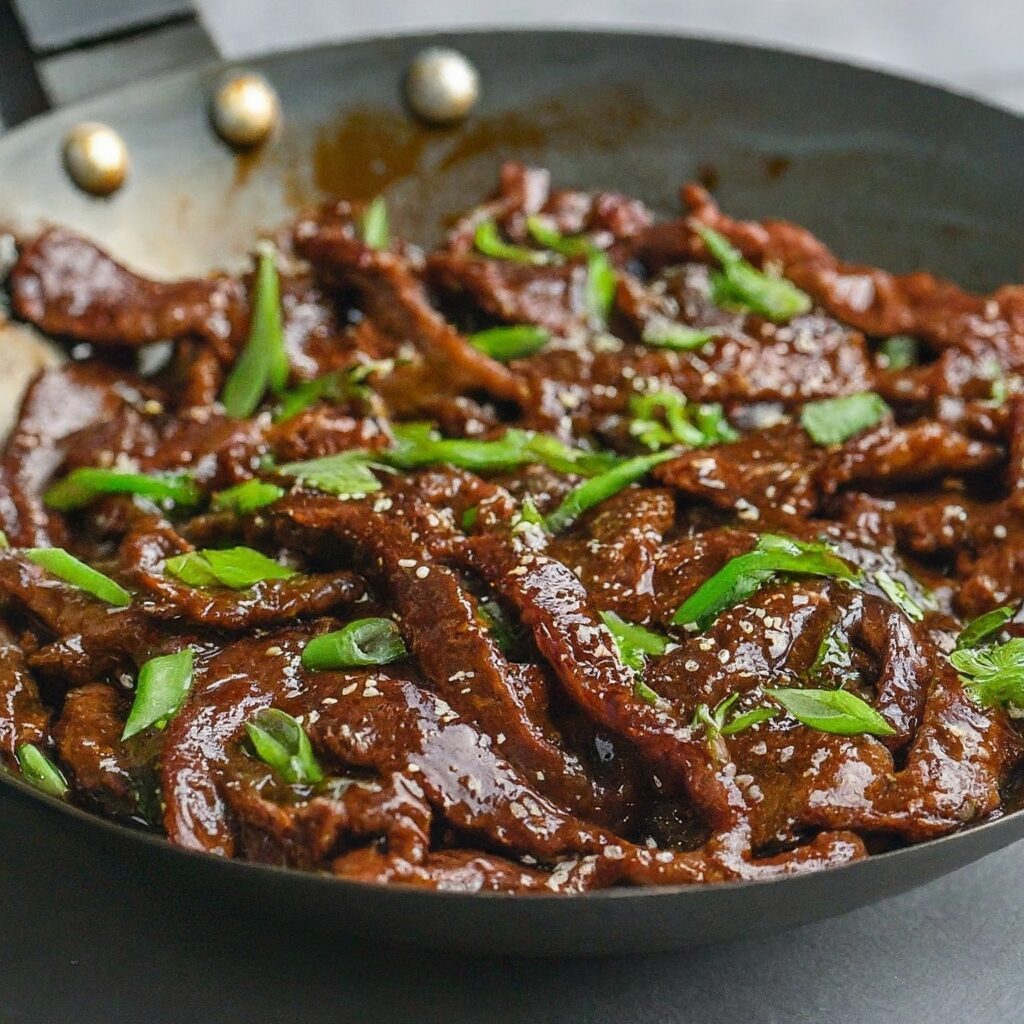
[
  {"xmin": 120, "ymin": 517, "xmax": 365, "ymax": 630},
  {"xmin": 10, "ymin": 228, "xmax": 245, "ymax": 352},
  {"xmin": 53, "ymin": 683, "xmax": 136, "ymax": 816},
  {"xmin": 0, "ymin": 622, "xmax": 49, "ymax": 764}
]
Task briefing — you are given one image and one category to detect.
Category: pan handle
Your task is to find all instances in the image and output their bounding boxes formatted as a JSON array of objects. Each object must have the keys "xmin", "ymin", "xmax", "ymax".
[{"xmin": 0, "ymin": 2, "xmax": 50, "ymax": 130}]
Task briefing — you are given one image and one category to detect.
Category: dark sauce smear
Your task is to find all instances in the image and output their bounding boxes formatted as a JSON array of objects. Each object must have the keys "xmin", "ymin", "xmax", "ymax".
[{"xmin": 1, "ymin": 163, "xmax": 1023, "ymax": 893}]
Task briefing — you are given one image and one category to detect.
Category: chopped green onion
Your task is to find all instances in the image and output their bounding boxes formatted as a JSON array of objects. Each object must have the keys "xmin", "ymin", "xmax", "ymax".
[
  {"xmin": 165, "ymin": 547, "xmax": 295, "ymax": 589},
  {"xmin": 516, "ymin": 496, "xmax": 544, "ymax": 527},
  {"xmin": 23, "ymin": 548, "xmax": 131, "ymax": 606},
  {"xmin": 599, "ymin": 610, "xmax": 669, "ymax": 673},
  {"xmin": 525, "ymin": 215, "xmax": 591, "ymax": 257},
  {"xmin": 691, "ymin": 693, "xmax": 777, "ymax": 743},
  {"xmin": 275, "ymin": 361, "xmax": 391, "ymax": 422},
  {"xmin": 360, "ymin": 196, "xmax": 390, "ymax": 250},
  {"xmin": 467, "ymin": 325, "xmax": 550, "ymax": 361},
  {"xmin": 122, "ymin": 649, "xmax": 194, "ymax": 740},
  {"xmin": 44, "ymin": 467, "xmax": 201, "ymax": 512},
  {"xmin": 584, "ymin": 249, "xmax": 617, "ymax": 326},
  {"xmin": 698, "ymin": 224, "xmax": 811, "ymax": 322},
  {"xmin": 950, "ymin": 637, "xmax": 1024, "ymax": 710},
  {"xmin": 956, "ymin": 605, "xmax": 1016, "ymax": 650},
  {"xmin": 765, "ymin": 687, "xmax": 896, "ymax": 737},
  {"xmin": 720, "ymin": 706, "xmax": 778, "ymax": 735},
  {"xmin": 800, "ymin": 392, "xmax": 890, "ymax": 446},
  {"xmin": 478, "ymin": 597, "xmax": 521, "ymax": 654},
  {"xmin": 874, "ymin": 570, "xmax": 931, "ymax": 622},
  {"xmin": 633, "ymin": 679, "xmax": 661, "ymax": 706},
  {"xmin": 245, "ymin": 708, "xmax": 323, "ymax": 785},
  {"xmin": 628, "ymin": 390, "xmax": 737, "ymax": 451},
  {"xmin": 544, "ymin": 450, "xmax": 676, "ymax": 534},
  {"xmin": 879, "ymin": 335, "xmax": 918, "ymax": 370},
  {"xmin": 211, "ymin": 479, "xmax": 285, "ymax": 515},
  {"xmin": 301, "ymin": 618, "xmax": 407, "ymax": 670},
  {"xmin": 641, "ymin": 318, "xmax": 715, "ymax": 352},
  {"xmin": 277, "ymin": 451, "xmax": 383, "ymax": 497},
  {"xmin": 673, "ymin": 533, "xmax": 859, "ymax": 630},
  {"xmin": 474, "ymin": 220, "xmax": 547, "ymax": 264},
  {"xmin": 461, "ymin": 505, "xmax": 479, "ymax": 530},
  {"xmin": 386, "ymin": 424, "xmax": 616, "ymax": 478},
  {"xmin": 221, "ymin": 247, "xmax": 288, "ymax": 418},
  {"xmin": 16, "ymin": 743, "xmax": 68, "ymax": 798},
  {"xmin": 0, "ymin": 530, "xmax": 9, "ymax": 549}
]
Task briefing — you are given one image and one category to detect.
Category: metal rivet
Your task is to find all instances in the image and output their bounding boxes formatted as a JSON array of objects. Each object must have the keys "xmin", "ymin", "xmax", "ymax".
[
  {"xmin": 405, "ymin": 47, "xmax": 480, "ymax": 125},
  {"xmin": 62, "ymin": 122, "xmax": 129, "ymax": 196},
  {"xmin": 211, "ymin": 71, "xmax": 280, "ymax": 148}
]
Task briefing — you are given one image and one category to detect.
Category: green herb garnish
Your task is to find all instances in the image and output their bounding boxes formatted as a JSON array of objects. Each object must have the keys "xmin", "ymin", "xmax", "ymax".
[
  {"xmin": 633, "ymin": 679, "xmax": 661, "ymax": 706},
  {"xmin": 524, "ymin": 216, "xmax": 591, "ymax": 257},
  {"xmin": 221, "ymin": 247, "xmax": 288, "ymax": 418},
  {"xmin": 879, "ymin": 335, "xmax": 918, "ymax": 370},
  {"xmin": 765, "ymin": 687, "xmax": 896, "ymax": 737},
  {"xmin": 698, "ymin": 224, "xmax": 811, "ymax": 322},
  {"xmin": 874, "ymin": 570, "xmax": 931, "ymax": 622},
  {"xmin": 165, "ymin": 546, "xmax": 295, "ymax": 589},
  {"xmin": 211, "ymin": 479, "xmax": 285, "ymax": 515},
  {"xmin": 692, "ymin": 693, "xmax": 778, "ymax": 740},
  {"xmin": 468, "ymin": 325, "xmax": 550, "ymax": 361},
  {"xmin": 44, "ymin": 467, "xmax": 201, "ymax": 512},
  {"xmin": 0, "ymin": 530, "xmax": 9, "ymax": 549},
  {"xmin": 360, "ymin": 196, "xmax": 390, "ymax": 250},
  {"xmin": 276, "ymin": 451, "xmax": 383, "ymax": 497},
  {"xmin": 245, "ymin": 708, "xmax": 324, "ymax": 785},
  {"xmin": 122, "ymin": 649, "xmax": 195, "ymax": 740},
  {"xmin": 584, "ymin": 249, "xmax": 617, "ymax": 326},
  {"xmin": 628, "ymin": 390, "xmax": 737, "ymax": 451},
  {"xmin": 950, "ymin": 638, "xmax": 1024, "ymax": 710},
  {"xmin": 641, "ymin": 318, "xmax": 715, "ymax": 352},
  {"xmin": 23, "ymin": 548, "xmax": 131, "ymax": 606},
  {"xmin": 956, "ymin": 605, "xmax": 1016, "ymax": 650},
  {"xmin": 474, "ymin": 220, "xmax": 547, "ymax": 264},
  {"xmin": 478, "ymin": 598, "xmax": 521, "ymax": 654},
  {"xmin": 599, "ymin": 610, "xmax": 670, "ymax": 674},
  {"xmin": 544, "ymin": 450, "xmax": 676, "ymax": 534},
  {"xmin": 301, "ymin": 618, "xmax": 408, "ymax": 671},
  {"xmin": 16, "ymin": 743, "xmax": 68, "ymax": 798},
  {"xmin": 673, "ymin": 533, "xmax": 859, "ymax": 630},
  {"xmin": 275, "ymin": 360, "xmax": 390, "ymax": 422},
  {"xmin": 800, "ymin": 392, "xmax": 890, "ymax": 446},
  {"xmin": 386, "ymin": 424, "xmax": 615, "ymax": 477}
]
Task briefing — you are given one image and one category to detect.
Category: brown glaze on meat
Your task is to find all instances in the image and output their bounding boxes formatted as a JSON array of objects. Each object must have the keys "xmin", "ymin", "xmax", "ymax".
[{"xmin": 2, "ymin": 165, "xmax": 1022, "ymax": 893}]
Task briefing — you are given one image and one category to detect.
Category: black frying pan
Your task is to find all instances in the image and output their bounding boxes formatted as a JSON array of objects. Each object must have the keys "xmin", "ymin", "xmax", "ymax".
[{"xmin": 1, "ymin": 30, "xmax": 1023, "ymax": 958}]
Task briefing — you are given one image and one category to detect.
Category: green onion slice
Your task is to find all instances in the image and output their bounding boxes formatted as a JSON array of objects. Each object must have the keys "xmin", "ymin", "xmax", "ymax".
[
  {"xmin": 956, "ymin": 605, "xmax": 1016, "ymax": 651},
  {"xmin": 165, "ymin": 547, "xmax": 295, "ymax": 589},
  {"xmin": 641, "ymin": 318, "xmax": 715, "ymax": 351},
  {"xmin": 800, "ymin": 392, "xmax": 890, "ymax": 446},
  {"xmin": 698, "ymin": 224, "xmax": 811, "ymax": 322},
  {"xmin": 544, "ymin": 450, "xmax": 676, "ymax": 534},
  {"xmin": 879, "ymin": 335, "xmax": 918, "ymax": 370},
  {"xmin": 301, "ymin": 617, "xmax": 408, "ymax": 670},
  {"xmin": 44, "ymin": 468, "xmax": 201, "ymax": 512},
  {"xmin": 276, "ymin": 451, "xmax": 383, "ymax": 497},
  {"xmin": 360, "ymin": 196, "xmax": 390, "ymax": 250},
  {"xmin": 673, "ymin": 533, "xmax": 859, "ymax": 630},
  {"xmin": 474, "ymin": 220, "xmax": 547, "ymax": 264},
  {"xmin": 221, "ymin": 247, "xmax": 288, "ymax": 418},
  {"xmin": 245, "ymin": 708, "xmax": 324, "ymax": 785},
  {"xmin": 524, "ymin": 215, "xmax": 591, "ymax": 257},
  {"xmin": 23, "ymin": 548, "xmax": 131, "ymax": 606},
  {"xmin": 122, "ymin": 649, "xmax": 195, "ymax": 740},
  {"xmin": 599, "ymin": 610, "xmax": 669, "ymax": 674},
  {"xmin": 16, "ymin": 743, "xmax": 68, "ymax": 798},
  {"xmin": 211, "ymin": 479, "xmax": 285, "ymax": 515},
  {"xmin": 468, "ymin": 325, "xmax": 550, "ymax": 361},
  {"xmin": 765, "ymin": 687, "xmax": 896, "ymax": 737}
]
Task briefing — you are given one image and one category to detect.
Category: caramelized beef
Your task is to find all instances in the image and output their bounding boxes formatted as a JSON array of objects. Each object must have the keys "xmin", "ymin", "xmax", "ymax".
[{"xmin": 2, "ymin": 165, "xmax": 1023, "ymax": 893}]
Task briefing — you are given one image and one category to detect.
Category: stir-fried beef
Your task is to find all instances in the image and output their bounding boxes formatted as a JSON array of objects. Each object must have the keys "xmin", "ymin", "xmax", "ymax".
[{"xmin": 1, "ymin": 165, "xmax": 1022, "ymax": 894}]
